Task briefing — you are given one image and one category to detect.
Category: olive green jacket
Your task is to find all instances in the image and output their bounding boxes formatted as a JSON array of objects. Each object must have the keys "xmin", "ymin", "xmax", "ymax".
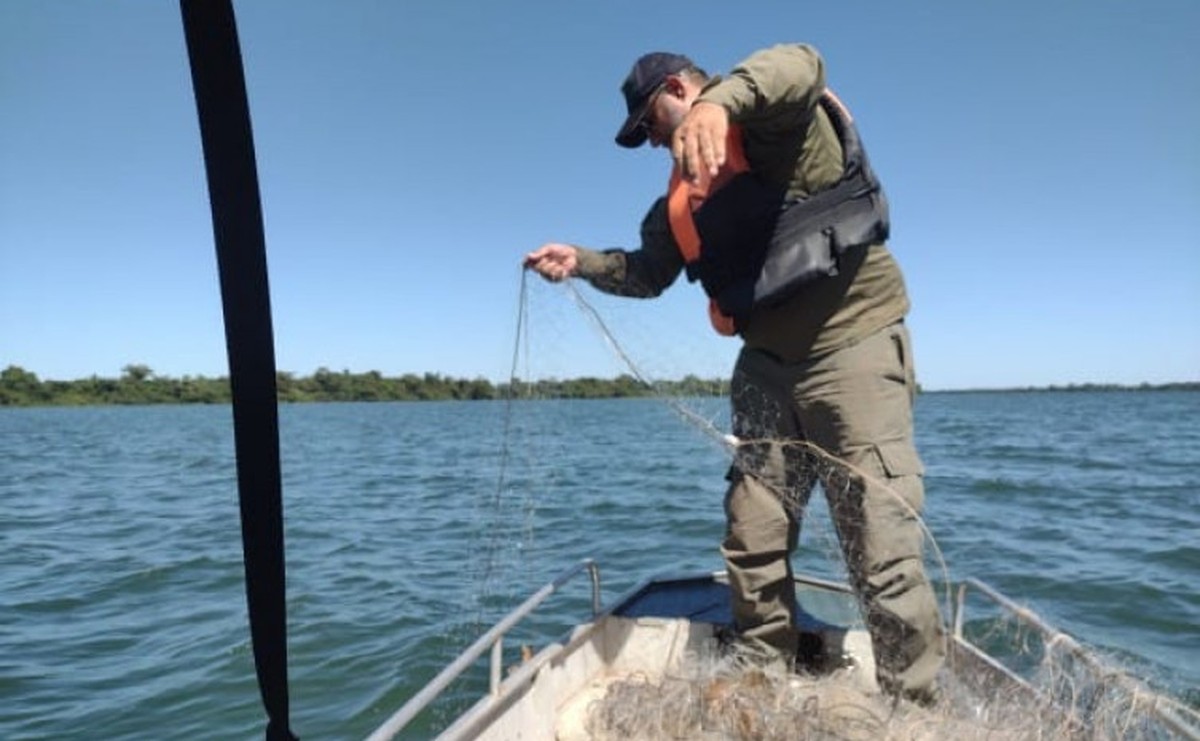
[{"xmin": 574, "ymin": 43, "xmax": 910, "ymax": 362}]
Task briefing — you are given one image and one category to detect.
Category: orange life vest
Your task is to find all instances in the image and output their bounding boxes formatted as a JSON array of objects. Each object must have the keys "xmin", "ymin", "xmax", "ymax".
[
  {"xmin": 666, "ymin": 126, "xmax": 750, "ymax": 336},
  {"xmin": 663, "ymin": 90, "xmax": 889, "ymax": 337}
]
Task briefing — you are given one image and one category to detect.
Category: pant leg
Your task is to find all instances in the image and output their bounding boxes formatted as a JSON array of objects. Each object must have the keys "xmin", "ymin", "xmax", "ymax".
[
  {"xmin": 722, "ymin": 472, "xmax": 799, "ymax": 662},
  {"xmin": 721, "ymin": 347, "xmax": 814, "ymax": 662},
  {"xmin": 792, "ymin": 322, "xmax": 946, "ymax": 697}
]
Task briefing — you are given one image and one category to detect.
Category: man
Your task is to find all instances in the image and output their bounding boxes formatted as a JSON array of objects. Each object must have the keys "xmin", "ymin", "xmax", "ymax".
[{"xmin": 524, "ymin": 43, "xmax": 945, "ymax": 703}]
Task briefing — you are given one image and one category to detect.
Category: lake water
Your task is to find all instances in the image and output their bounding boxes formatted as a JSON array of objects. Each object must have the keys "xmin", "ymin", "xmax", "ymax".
[{"xmin": 2, "ymin": 391, "xmax": 1198, "ymax": 739}]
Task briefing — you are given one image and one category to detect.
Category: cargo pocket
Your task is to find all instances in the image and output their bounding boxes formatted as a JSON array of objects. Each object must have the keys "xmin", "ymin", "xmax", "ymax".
[
  {"xmin": 872, "ymin": 439, "xmax": 925, "ymax": 514},
  {"xmin": 875, "ymin": 439, "xmax": 924, "ymax": 478}
]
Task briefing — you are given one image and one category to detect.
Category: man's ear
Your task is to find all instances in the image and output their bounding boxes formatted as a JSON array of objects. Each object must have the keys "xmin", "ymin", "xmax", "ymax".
[{"xmin": 665, "ymin": 74, "xmax": 687, "ymax": 98}]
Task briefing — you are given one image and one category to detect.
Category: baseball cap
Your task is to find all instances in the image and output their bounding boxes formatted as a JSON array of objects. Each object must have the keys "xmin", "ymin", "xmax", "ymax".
[{"xmin": 615, "ymin": 52, "xmax": 694, "ymax": 148}]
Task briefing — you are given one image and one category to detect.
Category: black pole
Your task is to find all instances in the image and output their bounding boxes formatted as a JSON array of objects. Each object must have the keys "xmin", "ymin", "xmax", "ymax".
[{"xmin": 179, "ymin": 2, "xmax": 297, "ymax": 739}]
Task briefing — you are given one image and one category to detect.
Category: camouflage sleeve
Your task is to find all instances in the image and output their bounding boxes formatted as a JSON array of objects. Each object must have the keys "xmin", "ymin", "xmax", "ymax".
[
  {"xmin": 573, "ymin": 196, "xmax": 684, "ymax": 298},
  {"xmin": 696, "ymin": 43, "xmax": 826, "ymax": 123}
]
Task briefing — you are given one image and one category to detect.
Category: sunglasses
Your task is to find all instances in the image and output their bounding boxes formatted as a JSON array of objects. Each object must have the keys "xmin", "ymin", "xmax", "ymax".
[{"xmin": 637, "ymin": 84, "xmax": 668, "ymax": 135}]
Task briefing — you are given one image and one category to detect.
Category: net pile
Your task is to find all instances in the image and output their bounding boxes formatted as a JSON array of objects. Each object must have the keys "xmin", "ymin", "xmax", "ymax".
[
  {"xmin": 583, "ymin": 658, "xmax": 957, "ymax": 741},
  {"xmin": 579, "ymin": 637, "xmax": 1199, "ymax": 740}
]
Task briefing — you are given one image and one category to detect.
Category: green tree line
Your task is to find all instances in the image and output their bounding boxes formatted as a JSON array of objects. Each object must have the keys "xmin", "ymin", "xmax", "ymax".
[{"xmin": 0, "ymin": 364, "xmax": 729, "ymax": 407}]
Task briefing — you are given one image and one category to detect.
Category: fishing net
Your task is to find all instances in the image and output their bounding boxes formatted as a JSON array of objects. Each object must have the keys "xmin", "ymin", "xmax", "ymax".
[
  {"xmin": 463, "ymin": 272, "xmax": 1200, "ymax": 741},
  {"xmin": 577, "ymin": 631, "xmax": 1200, "ymax": 740},
  {"xmin": 581, "ymin": 657, "xmax": 950, "ymax": 741}
]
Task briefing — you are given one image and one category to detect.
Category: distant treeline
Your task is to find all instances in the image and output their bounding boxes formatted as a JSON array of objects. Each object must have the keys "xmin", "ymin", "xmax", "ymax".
[
  {"xmin": 0, "ymin": 364, "xmax": 729, "ymax": 407},
  {"xmin": 2, "ymin": 365, "xmax": 1195, "ymax": 407}
]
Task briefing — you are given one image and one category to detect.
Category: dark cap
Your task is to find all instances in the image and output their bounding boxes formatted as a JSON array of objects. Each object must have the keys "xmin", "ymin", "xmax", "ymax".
[{"xmin": 615, "ymin": 52, "xmax": 693, "ymax": 148}]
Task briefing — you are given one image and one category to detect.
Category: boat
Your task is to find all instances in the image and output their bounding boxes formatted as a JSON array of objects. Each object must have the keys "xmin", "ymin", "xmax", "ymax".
[{"xmin": 366, "ymin": 560, "xmax": 1200, "ymax": 740}]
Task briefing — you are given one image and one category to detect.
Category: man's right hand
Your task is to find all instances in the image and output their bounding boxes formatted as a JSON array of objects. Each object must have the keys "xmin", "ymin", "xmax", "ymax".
[{"xmin": 524, "ymin": 243, "xmax": 578, "ymax": 282}]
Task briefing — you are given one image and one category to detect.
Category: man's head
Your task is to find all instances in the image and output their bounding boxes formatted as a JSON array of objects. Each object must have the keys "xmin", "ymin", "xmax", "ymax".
[{"xmin": 615, "ymin": 52, "xmax": 707, "ymax": 149}]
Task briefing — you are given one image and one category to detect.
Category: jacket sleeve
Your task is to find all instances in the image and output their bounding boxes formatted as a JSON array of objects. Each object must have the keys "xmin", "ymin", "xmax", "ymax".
[
  {"xmin": 572, "ymin": 196, "xmax": 684, "ymax": 298},
  {"xmin": 695, "ymin": 43, "xmax": 826, "ymax": 123}
]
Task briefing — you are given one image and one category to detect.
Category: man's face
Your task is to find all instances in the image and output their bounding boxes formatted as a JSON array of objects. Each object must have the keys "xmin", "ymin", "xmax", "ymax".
[{"xmin": 642, "ymin": 77, "xmax": 690, "ymax": 148}]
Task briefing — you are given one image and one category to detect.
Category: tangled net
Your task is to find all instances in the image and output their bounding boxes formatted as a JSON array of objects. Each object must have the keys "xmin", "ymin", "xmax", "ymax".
[
  {"xmin": 578, "ymin": 640, "xmax": 1199, "ymax": 741},
  {"xmin": 582, "ymin": 657, "xmax": 934, "ymax": 741}
]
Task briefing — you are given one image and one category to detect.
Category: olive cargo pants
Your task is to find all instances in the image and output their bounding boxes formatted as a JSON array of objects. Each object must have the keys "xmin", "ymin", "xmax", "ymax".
[{"xmin": 722, "ymin": 321, "xmax": 945, "ymax": 697}]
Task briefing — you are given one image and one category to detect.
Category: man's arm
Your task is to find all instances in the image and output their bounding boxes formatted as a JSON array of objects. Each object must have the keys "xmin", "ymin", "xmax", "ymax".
[
  {"xmin": 674, "ymin": 43, "xmax": 826, "ymax": 181},
  {"xmin": 698, "ymin": 43, "xmax": 826, "ymax": 122},
  {"xmin": 525, "ymin": 197, "xmax": 684, "ymax": 298}
]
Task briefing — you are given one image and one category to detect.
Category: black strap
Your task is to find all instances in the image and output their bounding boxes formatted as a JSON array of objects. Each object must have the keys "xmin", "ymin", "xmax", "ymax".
[{"xmin": 179, "ymin": 2, "xmax": 297, "ymax": 739}]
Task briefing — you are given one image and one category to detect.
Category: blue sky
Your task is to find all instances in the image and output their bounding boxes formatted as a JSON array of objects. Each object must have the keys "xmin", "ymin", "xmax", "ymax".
[{"xmin": 2, "ymin": 1, "xmax": 1197, "ymax": 391}]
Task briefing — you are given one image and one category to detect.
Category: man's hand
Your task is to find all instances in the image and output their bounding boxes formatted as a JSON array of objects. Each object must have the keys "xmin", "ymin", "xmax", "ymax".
[
  {"xmin": 524, "ymin": 243, "xmax": 578, "ymax": 282},
  {"xmin": 671, "ymin": 101, "xmax": 728, "ymax": 182}
]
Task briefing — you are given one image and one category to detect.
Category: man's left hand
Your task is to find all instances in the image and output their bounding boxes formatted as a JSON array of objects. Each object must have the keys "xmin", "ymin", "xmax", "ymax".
[{"xmin": 672, "ymin": 101, "xmax": 728, "ymax": 182}]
